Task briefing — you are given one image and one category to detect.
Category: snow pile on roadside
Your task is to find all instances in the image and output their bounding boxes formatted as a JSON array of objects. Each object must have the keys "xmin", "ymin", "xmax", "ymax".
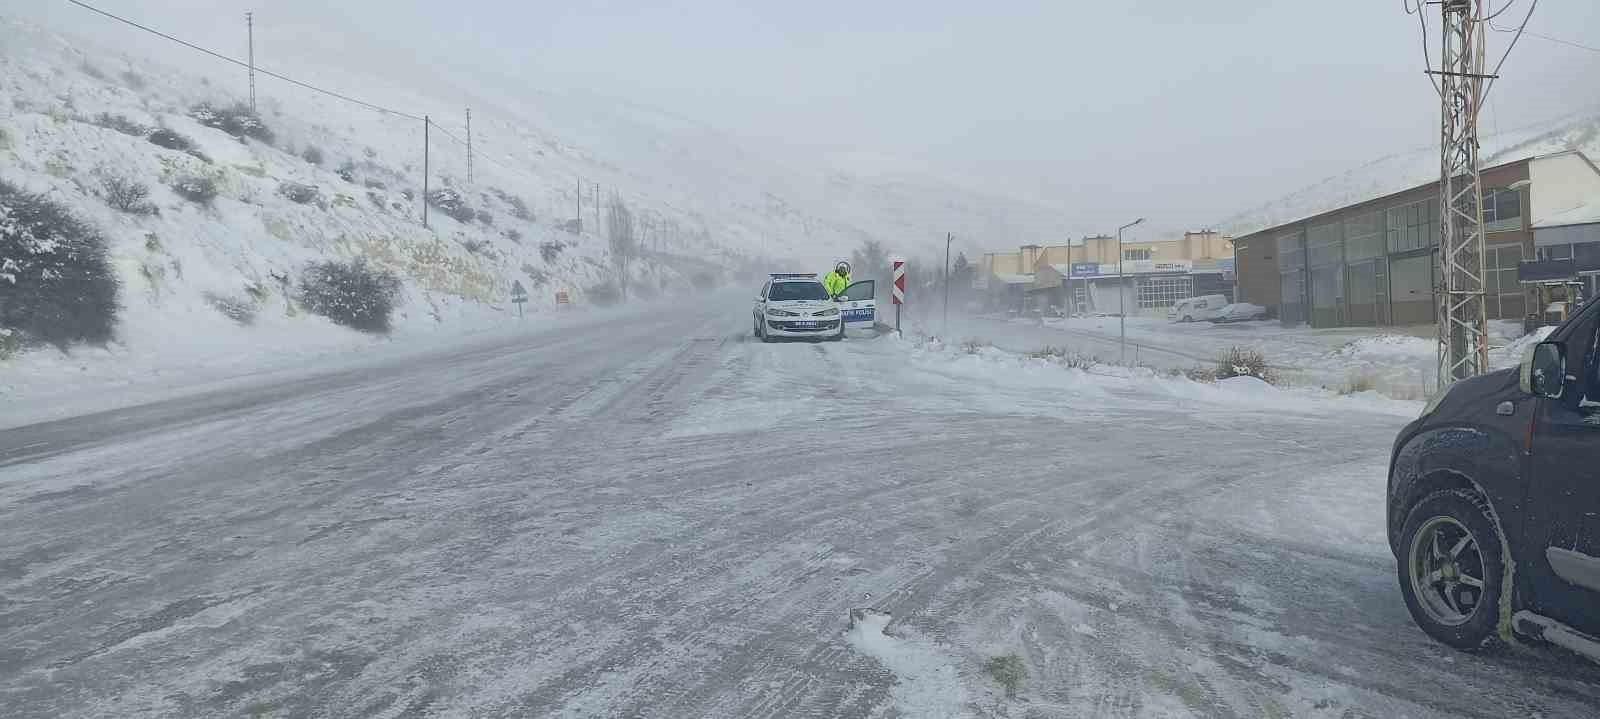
[
  {"xmin": 1334, "ymin": 334, "xmax": 1435, "ymax": 361},
  {"xmin": 845, "ymin": 610, "xmax": 967, "ymax": 718},
  {"xmin": 899, "ymin": 332, "xmax": 1424, "ymax": 418}
]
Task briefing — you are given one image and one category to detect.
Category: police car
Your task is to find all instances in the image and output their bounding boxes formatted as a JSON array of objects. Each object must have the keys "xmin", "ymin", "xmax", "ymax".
[{"xmin": 753, "ymin": 274, "xmax": 877, "ymax": 342}]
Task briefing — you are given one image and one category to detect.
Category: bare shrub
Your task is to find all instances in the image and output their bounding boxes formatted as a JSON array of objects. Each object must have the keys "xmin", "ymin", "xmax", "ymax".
[
  {"xmin": 278, "ymin": 182, "xmax": 320, "ymax": 205},
  {"xmin": 426, "ymin": 188, "xmax": 474, "ymax": 223},
  {"xmin": 92, "ymin": 112, "xmax": 147, "ymax": 137},
  {"xmin": 539, "ymin": 240, "xmax": 564, "ymax": 262},
  {"xmin": 191, "ymin": 102, "xmax": 274, "ymax": 143},
  {"xmin": 147, "ymin": 128, "xmax": 208, "ymax": 162},
  {"xmin": 1216, "ymin": 347, "xmax": 1276, "ymax": 384},
  {"xmin": 99, "ymin": 173, "xmax": 158, "ymax": 215},
  {"xmin": 203, "ymin": 291, "xmax": 256, "ymax": 325},
  {"xmin": 171, "ymin": 174, "xmax": 219, "ymax": 205},
  {"xmin": 302, "ymin": 145, "xmax": 324, "ymax": 165}
]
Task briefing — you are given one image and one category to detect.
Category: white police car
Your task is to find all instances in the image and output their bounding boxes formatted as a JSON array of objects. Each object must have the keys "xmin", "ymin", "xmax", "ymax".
[{"xmin": 753, "ymin": 274, "xmax": 877, "ymax": 342}]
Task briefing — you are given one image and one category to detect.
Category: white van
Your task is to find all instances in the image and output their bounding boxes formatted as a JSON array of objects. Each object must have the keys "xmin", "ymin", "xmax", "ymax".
[{"xmin": 1168, "ymin": 294, "xmax": 1229, "ymax": 323}]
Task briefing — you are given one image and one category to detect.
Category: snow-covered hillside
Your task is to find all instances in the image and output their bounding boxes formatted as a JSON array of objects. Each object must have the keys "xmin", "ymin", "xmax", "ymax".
[
  {"xmin": 1218, "ymin": 106, "xmax": 1600, "ymax": 236},
  {"xmin": 0, "ymin": 13, "xmax": 1072, "ymax": 389}
]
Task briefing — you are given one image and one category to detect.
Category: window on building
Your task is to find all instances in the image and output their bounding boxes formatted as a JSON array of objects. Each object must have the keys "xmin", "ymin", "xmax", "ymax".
[
  {"xmin": 1123, "ymin": 248, "xmax": 1151, "ymax": 261},
  {"xmin": 1344, "ymin": 211, "xmax": 1385, "ymax": 260},
  {"xmin": 1541, "ymin": 243, "xmax": 1573, "ymax": 261},
  {"xmin": 1277, "ymin": 232, "xmax": 1304, "ymax": 271},
  {"xmin": 1484, "ymin": 188, "xmax": 1523, "ymax": 233},
  {"xmin": 1307, "ymin": 222, "xmax": 1343, "ymax": 267},
  {"xmin": 1137, "ymin": 275, "xmax": 1192, "ymax": 309},
  {"xmin": 1387, "ymin": 198, "xmax": 1439, "ymax": 253}
]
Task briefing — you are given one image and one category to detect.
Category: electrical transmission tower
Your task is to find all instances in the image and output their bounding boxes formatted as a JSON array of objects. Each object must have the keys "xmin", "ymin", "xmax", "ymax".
[
  {"xmin": 1433, "ymin": 0, "xmax": 1491, "ymax": 387},
  {"xmin": 246, "ymin": 12, "xmax": 256, "ymax": 113}
]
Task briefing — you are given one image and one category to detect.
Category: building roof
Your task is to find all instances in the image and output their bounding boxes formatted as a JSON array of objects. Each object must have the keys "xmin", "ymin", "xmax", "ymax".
[
  {"xmin": 993, "ymin": 273, "xmax": 1035, "ymax": 284},
  {"xmin": 1233, "ymin": 150, "xmax": 1596, "ymax": 241},
  {"xmin": 1535, "ymin": 200, "xmax": 1600, "ymax": 229}
]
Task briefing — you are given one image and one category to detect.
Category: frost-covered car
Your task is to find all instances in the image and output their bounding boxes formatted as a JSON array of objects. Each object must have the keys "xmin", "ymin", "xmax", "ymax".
[
  {"xmin": 1209, "ymin": 303, "xmax": 1268, "ymax": 323},
  {"xmin": 1387, "ymin": 299, "xmax": 1600, "ymax": 663},
  {"xmin": 752, "ymin": 274, "xmax": 865, "ymax": 342}
]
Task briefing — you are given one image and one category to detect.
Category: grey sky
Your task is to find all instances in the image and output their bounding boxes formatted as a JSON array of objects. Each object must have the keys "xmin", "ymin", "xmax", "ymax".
[{"xmin": 11, "ymin": 0, "xmax": 1600, "ymax": 238}]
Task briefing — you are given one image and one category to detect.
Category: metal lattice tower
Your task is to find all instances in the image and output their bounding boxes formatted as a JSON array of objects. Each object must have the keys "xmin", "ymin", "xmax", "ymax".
[
  {"xmin": 246, "ymin": 13, "xmax": 256, "ymax": 113},
  {"xmin": 1435, "ymin": 0, "xmax": 1490, "ymax": 387}
]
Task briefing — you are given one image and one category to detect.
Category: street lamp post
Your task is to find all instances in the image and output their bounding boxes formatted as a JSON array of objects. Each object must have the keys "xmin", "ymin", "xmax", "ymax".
[
  {"xmin": 942, "ymin": 232, "xmax": 953, "ymax": 335},
  {"xmin": 1117, "ymin": 217, "xmax": 1145, "ymax": 363}
]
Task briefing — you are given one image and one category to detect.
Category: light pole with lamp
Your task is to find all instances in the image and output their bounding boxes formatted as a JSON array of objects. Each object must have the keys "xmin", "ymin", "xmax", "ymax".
[{"xmin": 1117, "ymin": 217, "xmax": 1145, "ymax": 363}]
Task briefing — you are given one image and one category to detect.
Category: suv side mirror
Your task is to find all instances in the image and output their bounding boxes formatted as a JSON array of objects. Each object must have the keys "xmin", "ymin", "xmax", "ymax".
[
  {"xmin": 836, "ymin": 295, "xmax": 849, "ymax": 302},
  {"xmin": 1521, "ymin": 341, "xmax": 1565, "ymax": 399}
]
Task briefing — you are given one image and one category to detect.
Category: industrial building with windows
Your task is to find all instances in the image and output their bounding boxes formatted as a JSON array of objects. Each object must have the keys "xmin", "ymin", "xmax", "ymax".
[{"xmin": 1233, "ymin": 150, "xmax": 1600, "ymax": 328}]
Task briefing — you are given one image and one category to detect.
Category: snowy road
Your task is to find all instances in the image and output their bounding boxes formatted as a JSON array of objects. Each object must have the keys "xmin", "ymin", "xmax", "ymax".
[{"xmin": 3, "ymin": 297, "xmax": 1598, "ymax": 718}]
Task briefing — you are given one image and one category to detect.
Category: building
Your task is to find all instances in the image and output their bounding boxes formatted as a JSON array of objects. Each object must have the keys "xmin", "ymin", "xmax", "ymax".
[
  {"xmin": 977, "ymin": 231, "xmax": 1235, "ymax": 316},
  {"xmin": 1233, "ymin": 150, "xmax": 1600, "ymax": 328},
  {"xmin": 1035, "ymin": 230, "xmax": 1235, "ymax": 316}
]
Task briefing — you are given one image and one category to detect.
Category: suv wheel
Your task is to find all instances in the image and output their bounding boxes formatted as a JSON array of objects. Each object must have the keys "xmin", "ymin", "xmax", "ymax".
[{"xmin": 1397, "ymin": 488, "xmax": 1508, "ymax": 650}]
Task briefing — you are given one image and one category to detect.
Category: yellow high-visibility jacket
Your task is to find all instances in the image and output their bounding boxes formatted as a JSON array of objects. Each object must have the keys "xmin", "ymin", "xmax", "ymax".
[{"xmin": 824, "ymin": 270, "xmax": 850, "ymax": 298}]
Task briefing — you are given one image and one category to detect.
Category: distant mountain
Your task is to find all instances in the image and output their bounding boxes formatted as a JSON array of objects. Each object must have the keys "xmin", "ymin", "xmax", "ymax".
[{"xmin": 1216, "ymin": 107, "xmax": 1600, "ymax": 236}]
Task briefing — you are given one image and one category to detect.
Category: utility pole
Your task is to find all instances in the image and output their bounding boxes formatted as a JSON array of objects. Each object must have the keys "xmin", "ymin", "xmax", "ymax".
[
  {"xmin": 942, "ymin": 232, "xmax": 953, "ymax": 334},
  {"xmin": 1433, "ymin": 0, "xmax": 1491, "ymax": 386},
  {"xmin": 576, "ymin": 176, "xmax": 582, "ymax": 232},
  {"xmin": 422, "ymin": 115, "xmax": 430, "ymax": 229},
  {"xmin": 593, "ymin": 183, "xmax": 601, "ymax": 236},
  {"xmin": 465, "ymin": 108, "xmax": 473, "ymax": 188},
  {"xmin": 245, "ymin": 12, "xmax": 256, "ymax": 113},
  {"xmin": 1117, "ymin": 218, "xmax": 1144, "ymax": 363}
]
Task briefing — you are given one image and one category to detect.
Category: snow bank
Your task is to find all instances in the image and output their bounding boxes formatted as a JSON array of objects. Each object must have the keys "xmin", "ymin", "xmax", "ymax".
[{"xmin": 845, "ymin": 610, "xmax": 967, "ymax": 718}]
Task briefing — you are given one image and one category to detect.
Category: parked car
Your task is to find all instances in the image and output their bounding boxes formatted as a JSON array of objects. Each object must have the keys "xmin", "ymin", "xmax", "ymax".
[
  {"xmin": 1210, "ymin": 302, "xmax": 1268, "ymax": 323},
  {"xmin": 1167, "ymin": 294, "xmax": 1229, "ymax": 323},
  {"xmin": 752, "ymin": 273, "xmax": 876, "ymax": 342},
  {"xmin": 1386, "ymin": 301, "xmax": 1600, "ymax": 663}
]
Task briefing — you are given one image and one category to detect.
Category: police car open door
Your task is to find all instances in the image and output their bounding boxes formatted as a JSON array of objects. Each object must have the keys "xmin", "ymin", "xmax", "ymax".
[{"xmin": 839, "ymin": 280, "xmax": 876, "ymax": 330}]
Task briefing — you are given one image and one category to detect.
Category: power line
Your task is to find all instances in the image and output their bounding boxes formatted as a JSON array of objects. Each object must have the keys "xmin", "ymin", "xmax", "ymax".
[
  {"xmin": 1481, "ymin": 0, "xmax": 1537, "ymax": 103},
  {"xmin": 1489, "ymin": 21, "xmax": 1600, "ymax": 55},
  {"xmin": 1404, "ymin": 0, "xmax": 1443, "ymax": 97},
  {"xmin": 66, "ymin": 0, "xmax": 423, "ymax": 120},
  {"xmin": 66, "ymin": 0, "xmax": 536, "ymax": 184}
]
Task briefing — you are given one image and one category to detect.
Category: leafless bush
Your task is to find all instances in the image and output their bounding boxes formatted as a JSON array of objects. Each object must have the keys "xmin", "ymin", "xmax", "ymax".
[
  {"xmin": 278, "ymin": 182, "xmax": 320, "ymax": 205},
  {"xmin": 170, "ymin": 174, "xmax": 218, "ymax": 205},
  {"xmin": 99, "ymin": 173, "xmax": 158, "ymax": 215},
  {"xmin": 1216, "ymin": 347, "xmax": 1276, "ymax": 384},
  {"xmin": 92, "ymin": 112, "xmax": 147, "ymax": 137},
  {"xmin": 540, "ymin": 240, "xmax": 564, "ymax": 262},
  {"xmin": 302, "ymin": 145, "xmax": 324, "ymax": 165},
  {"xmin": 203, "ymin": 291, "xmax": 256, "ymax": 325}
]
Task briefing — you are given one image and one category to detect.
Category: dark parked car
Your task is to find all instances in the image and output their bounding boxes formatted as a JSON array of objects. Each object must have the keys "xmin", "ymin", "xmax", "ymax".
[{"xmin": 1388, "ymin": 302, "xmax": 1600, "ymax": 663}]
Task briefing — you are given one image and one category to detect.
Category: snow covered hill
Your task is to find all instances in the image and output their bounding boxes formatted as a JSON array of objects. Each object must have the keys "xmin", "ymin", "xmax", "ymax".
[
  {"xmin": 1217, "ymin": 106, "xmax": 1600, "ymax": 236},
  {"xmin": 0, "ymin": 13, "xmax": 1069, "ymax": 391}
]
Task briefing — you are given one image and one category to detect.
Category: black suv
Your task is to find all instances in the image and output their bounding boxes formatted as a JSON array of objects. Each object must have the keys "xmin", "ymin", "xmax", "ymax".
[{"xmin": 1388, "ymin": 302, "xmax": 1600, "ymax": 662}]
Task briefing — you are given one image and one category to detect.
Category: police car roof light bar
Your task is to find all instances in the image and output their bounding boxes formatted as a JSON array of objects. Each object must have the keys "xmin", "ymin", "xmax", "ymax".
[{"xmin": 769, "ymin": 273, "xmax": 818, "ymax": 279}]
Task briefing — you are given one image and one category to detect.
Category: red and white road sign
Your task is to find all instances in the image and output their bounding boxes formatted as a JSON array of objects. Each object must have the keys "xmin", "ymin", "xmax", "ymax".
[
  {"xmin": 555, "ymin": 290, "xmax": 570, "ymax": 306},
  {"xmin": 892, "ymin": 258, "xmax": 906, "ymax": 305}
]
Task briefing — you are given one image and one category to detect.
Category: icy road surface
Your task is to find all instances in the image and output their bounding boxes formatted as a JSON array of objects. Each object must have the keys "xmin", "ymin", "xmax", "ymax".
[{"xmin": 3, "ymin": 299, "xmax": 1598, "ymax": 718}]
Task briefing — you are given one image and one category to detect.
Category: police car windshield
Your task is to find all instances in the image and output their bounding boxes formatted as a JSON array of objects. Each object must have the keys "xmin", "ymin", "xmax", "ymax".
[{"xmin": 769, "ymin": 282, "xmax": 830, "ymax": 301}]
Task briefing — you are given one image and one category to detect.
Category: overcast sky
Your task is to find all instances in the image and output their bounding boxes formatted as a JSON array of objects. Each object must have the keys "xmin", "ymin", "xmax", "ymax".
[{"xmin": 10, "ymin": 0, "xmax": 1600, "ymax": 237}]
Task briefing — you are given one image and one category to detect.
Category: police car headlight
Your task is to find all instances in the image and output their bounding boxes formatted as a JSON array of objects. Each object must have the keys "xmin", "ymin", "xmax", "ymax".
[
  {"xmin": 768, "ymin": 309, "xmax": 799, "ymax": 317},
  {"xmin": 814, "ymin": 307, "xmax": 839, "ymax": 317}
]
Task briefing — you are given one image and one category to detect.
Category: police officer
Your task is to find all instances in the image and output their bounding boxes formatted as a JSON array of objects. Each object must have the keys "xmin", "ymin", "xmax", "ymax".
[{"xmin": 824, "ymin": 261, "xmax": 851, "ymax": 299}]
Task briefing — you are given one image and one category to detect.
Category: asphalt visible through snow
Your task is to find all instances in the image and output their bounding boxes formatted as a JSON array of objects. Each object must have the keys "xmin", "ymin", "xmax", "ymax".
[{"xmin": 3, "ymin": 296, "xmax": 1598, "ymax": 718}]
